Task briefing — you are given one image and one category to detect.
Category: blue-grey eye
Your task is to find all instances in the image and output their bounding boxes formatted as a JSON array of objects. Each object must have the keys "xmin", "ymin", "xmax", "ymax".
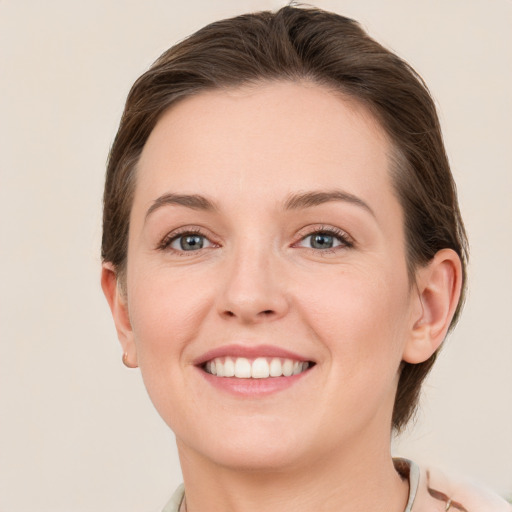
[
  {"xmin": 310, "ymin": 233, "xmax": 334, "ymax": 249},
  {"xmin": 171, "ymin": 234, "xmax": 210, "ymax": 251},
  {"xmin": 298, "ymin": 231, "xmax": 347, "ymax": 250}
]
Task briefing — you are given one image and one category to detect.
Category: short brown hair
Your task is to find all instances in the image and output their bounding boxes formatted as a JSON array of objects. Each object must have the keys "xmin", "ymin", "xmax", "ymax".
[{"xmin": 102, "ymin": 5, "xmax": 468, "ymax": 431}]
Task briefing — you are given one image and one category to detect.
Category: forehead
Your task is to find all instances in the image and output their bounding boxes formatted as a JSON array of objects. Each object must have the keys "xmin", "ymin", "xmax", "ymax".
[{"xmin": 134, "ymin": 81, "xmax": 397, "ymax": 218}]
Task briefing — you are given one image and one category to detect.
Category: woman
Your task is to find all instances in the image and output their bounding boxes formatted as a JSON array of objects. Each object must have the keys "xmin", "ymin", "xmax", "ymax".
[{"xmin": 101, "ymin": 6, "xmax": 511, "ymax": 511}]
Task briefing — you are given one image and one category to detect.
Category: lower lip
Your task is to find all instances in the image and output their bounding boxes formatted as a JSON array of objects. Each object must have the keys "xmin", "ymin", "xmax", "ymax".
[{"xmin": 197, "ymin": 367, "xmax": 311, "ymax": 397}]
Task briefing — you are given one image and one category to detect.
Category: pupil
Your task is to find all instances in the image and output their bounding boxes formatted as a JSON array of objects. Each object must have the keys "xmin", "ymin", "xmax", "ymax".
[
  {"xmin": 312, "ymin": 233, "xmax": 333, "ymax": 249},
  {"xmin": 181, "ymin": 235, "xmax": 203, "ymax": 250}
]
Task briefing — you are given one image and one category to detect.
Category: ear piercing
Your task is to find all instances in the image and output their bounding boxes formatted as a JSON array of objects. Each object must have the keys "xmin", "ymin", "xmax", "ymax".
[{"xmin": 122, "ymin": 352, "xmax": 138, "ymax": 368}]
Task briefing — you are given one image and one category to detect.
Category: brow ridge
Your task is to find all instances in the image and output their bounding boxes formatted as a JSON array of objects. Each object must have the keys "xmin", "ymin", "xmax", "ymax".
[
  {"xmin": 145, "ymin": 193, "xmax": 217, "ymax": 220},
  {"xmin": 283, "ymin": 189, "xmax": 374, "ymax": 216},
  {"xmin": 145, "ymin": 189, "xmax": 374, "ymax": 220}
]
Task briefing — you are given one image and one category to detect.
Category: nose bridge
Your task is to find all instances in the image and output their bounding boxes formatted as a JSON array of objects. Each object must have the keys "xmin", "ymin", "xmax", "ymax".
[{"xmin": 218, "ymin": 232, "xmax": 288, "ymax": 323}]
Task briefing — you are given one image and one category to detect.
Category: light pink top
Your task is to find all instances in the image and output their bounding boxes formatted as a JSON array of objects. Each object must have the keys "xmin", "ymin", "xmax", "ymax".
[{"xmin": 394, "ymin": 459, "xmax": 512, "ymax": 511}]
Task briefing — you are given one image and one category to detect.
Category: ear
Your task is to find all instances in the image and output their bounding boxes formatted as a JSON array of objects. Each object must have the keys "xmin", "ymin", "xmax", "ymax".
[
  {"xmin": 402, "ymin": 249, "xmax": 463, "ymax": 364},
  {"xmin": 101, "ymin": 262, "xmax": 138, "ymax": 368}
]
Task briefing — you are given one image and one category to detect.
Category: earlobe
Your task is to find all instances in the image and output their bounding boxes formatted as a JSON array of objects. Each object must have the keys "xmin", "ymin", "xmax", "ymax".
[
  {"xmin": 402, "ymin": 249, "xmax": 463, "ymax": 364},
  {"xmin": 101, "ymin": 263, "xmax": 138, "ymax": 368}
]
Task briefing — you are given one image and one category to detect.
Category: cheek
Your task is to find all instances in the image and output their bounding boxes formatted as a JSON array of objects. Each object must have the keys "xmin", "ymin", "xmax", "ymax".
[
  {"xmin": 126, "ymin": 267, "xmax": 215, "ymax": 429},
  {"xmin": 297, "ymin": 264, "xmax": 411, "ymax": 369},
  {"xmin": 128, "ymin": 266, "xmax": 213, "ymax": 363}
]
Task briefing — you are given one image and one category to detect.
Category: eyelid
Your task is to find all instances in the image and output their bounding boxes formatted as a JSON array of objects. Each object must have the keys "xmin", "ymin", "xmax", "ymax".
[
  {"xmin": 293, "ymin": 224, "xmax": 354, "ymax": 249},
  {"xmin": 157, "ymin": 226, "xmax": 219, "ymax": 252},
  {"xmin": 156, "ymin": 223, "xmax": 354, "ymax": 253}
]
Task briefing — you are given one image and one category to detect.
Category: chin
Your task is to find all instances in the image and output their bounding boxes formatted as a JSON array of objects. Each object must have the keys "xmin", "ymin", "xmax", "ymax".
[
  {"xmin": 200, "ymin": 442, "xmax": 306, "ymax": 473},
  {"xmin": 175, "ymin": 416, "xmax": 315, "ymax": 472}
]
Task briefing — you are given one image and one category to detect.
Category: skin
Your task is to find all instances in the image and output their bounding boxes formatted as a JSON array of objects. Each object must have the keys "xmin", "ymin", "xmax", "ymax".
[{"xmin": 102, "ymin": 81, "xmax": 462, "ymax": 512}]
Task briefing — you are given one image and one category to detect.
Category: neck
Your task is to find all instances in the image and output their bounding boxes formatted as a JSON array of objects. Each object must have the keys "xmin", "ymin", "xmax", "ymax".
[{"xmin": 177, "ymin": 437, "xmax": 408, "ymax": 512}]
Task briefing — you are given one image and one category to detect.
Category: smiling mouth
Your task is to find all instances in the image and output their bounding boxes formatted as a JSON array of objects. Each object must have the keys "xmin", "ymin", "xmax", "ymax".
[{"xmin": 202, "ymin": 357, "xmax": 314, "ymax": 379}]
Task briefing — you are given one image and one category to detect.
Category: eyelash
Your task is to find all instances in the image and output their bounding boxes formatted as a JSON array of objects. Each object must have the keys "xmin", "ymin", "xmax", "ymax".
[
  {"xmin": 157, "ymin": 225, "xmax": 354, "ymax": 255},
  {"xmin": 157, "ymin": 228, "xmax": 213, "ymax": 254},
  {"xmin": 295, "ymin": 226, "xmax": 354, "ymax": 254}
]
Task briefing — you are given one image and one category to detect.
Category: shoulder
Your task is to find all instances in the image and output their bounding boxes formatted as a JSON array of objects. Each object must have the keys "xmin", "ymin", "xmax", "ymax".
[{"xmin": 411, "ymin": 461, "xmax": 512, "ymax": 512}]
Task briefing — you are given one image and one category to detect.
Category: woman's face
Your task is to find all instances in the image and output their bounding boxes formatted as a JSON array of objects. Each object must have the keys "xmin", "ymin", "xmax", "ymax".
[{"xmin": 120, "ymin": 82, "xmax": 420, "ymax": 471}]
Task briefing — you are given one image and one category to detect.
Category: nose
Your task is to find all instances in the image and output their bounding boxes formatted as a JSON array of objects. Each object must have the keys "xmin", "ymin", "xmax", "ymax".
[{"xmin": 216, "ymin": 240, "xmax": 290, "ymax": 324}]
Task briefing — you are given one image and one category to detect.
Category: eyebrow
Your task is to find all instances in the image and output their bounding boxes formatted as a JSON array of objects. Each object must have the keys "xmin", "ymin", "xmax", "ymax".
[
  {"xmin": 145, "ymin": 193, "xmax": 218, "ymax": 221},
  {"xmin": 283, "ymin": 189, "xmax": 375, "ymax": 217},
  {"xmin": 145, "ymin": 188, "xmax": 374, "ymax": 220}
]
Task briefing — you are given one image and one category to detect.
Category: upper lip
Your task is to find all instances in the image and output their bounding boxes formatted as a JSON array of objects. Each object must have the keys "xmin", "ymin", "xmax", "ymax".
[{"xmin": 193, "ymin": 344, "xmax": 313, "ymax": 366}]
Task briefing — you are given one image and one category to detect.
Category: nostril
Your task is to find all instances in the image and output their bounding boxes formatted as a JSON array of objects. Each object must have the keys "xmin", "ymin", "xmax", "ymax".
[{"xmin": 221, "ymin": 308, "xmax": 279, "ymax": 320}]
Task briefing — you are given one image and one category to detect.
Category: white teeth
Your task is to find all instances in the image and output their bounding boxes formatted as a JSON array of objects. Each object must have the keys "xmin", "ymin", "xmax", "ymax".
[
  {"xmin": 282, "ymin": 359, "xmax": 294, "ymax": 377},
  {"xmin": 251, "ymin": 357, "xmax": 270, "ymax": 379},
  {"xmin": 223, "ymin": 357, "xmax": 235, "ymax": 377},
  {"xmin": 214, "ymin": 358, "xmax": 225, "ymax": 377},
  {"xmin": 234, "ymin": 357, "xmax": 252, "ymax": 378},
  {"xmin": 205, "ymin": 357, "xmax": 311, "ymax": 379},
  {"xmin": 269, "ymin": 357, "xmax": 282, "ymax": 377}
]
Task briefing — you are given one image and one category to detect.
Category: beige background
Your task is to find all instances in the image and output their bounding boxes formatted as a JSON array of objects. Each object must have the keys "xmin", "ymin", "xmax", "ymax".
[{"xmin": 1, "ymin": 1, "xmax": 511, "ymax": 510}]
